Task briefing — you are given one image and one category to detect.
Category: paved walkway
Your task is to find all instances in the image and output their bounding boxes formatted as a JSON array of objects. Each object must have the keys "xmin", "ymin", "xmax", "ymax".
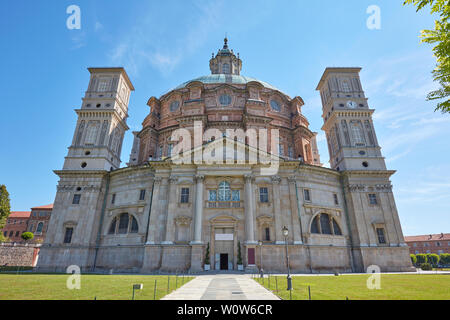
[{"xmin": 162, "ymin": 274, "xmax": 279, "ymax": 300}]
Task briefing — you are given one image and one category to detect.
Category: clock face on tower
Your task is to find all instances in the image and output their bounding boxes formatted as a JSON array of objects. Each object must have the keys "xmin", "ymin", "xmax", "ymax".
[{"xmin": 347, "ymin": 101, "xmax": 357, "ymax": 109}]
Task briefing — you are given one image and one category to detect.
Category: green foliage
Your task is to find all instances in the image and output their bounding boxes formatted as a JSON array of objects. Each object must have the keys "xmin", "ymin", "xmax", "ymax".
[
  {"xmin": 416, "ymin": 254, "xmax": 428, "ymax": 264},
  {"xmin": 426, "ymin": 253, "xmax": 440, "ymax": 266},
  {"xmin": 204, "ymin": 243, "xmax": 210, "ymax": 265},
  {"xmin": 0, "ymin": 185, "xmax": 11, "ymax": 243},
  {"xmin": 0, "ymin": 266, "xmax": 33, "ymax": 272},
  {"xmin": 420, "ymin": 263, "xmax": 433, "ymax": 271},
  {"xmin": 21, "ymin": 232, "xmax": 34, "ymax": 241},
  {"xmin": 257, "ymin": 274, "xmax": 450, "ymax": 300},
  {"xmin": 439, "ymin": 253, "xmax": 450, "ymax": 265},
  {"xmin": 404, "ymin": 0, "xmax": 450, "ymax": 112},
  {"xmin": 410, "ymin": 254, "xmax": 417, "ymax": 265},
  {"xmin": 237, "ymin": 241, "xmax": 243, "ymax": 265}
]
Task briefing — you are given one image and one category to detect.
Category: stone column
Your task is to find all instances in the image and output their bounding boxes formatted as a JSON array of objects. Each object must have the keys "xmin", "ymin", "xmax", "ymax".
[
  {"xmin": 162, "ymin": 176, "xmax": 178, "ymax": 244},
  {"xmin": 191, "ymin": 175, "xmax": 204, "ymax": 245},
  {"xmin": 244, "ymin": 175, "xmax": 257, "ymax": 245},
  {"xmin": 271, "ymin": 175, "xmax": 284, "ymax": 244},
  {"xmin": 288, "ymin": 177, "xmax": 303, "ymax": 244},
  {"xmin": 146, "ymin": 177, "xmax": 162, "ymax": 244}
]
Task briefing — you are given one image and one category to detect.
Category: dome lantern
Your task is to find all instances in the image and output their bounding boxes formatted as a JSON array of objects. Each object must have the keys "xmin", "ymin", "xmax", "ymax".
[{"xmin": 209, "ymin": 38, "xmax": 242, "ymax": 75}]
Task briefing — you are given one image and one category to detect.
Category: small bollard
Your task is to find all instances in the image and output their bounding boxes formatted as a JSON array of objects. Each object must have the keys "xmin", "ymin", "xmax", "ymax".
[
  {"xmin": 132, "ymin": 284, "xmax": 143, "ymax": 300},
  {"xmin": 275, "ymin": 276, "xmax": 278, "ymax": 293},
  {"xmin": 167, "ymin": 275, "xmax": 170, "ymax": 293},
  {"xmin": 153, "ymin": 280, "xmax": 157, "ymax": 300},
  {"xmin": 308, "ymin": 286, "xmax": 311, "ymax": 301}
]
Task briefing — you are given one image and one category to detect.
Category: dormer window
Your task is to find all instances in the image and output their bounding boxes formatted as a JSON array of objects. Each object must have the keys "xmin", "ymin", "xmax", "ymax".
[
  {"xmin": 219, "ymin": 94, "xmax": 232, "ymax": 106},
  {"xmin": 222, "ymin": 63, "xmax": 230, "ymax": 74},
  {"xmin": 270, "ymin": 100, "xmax": 281, "ymax": 112},
  {"xmin": 170, "ymin": 101, "xmax": 180, "ymax": 112}
]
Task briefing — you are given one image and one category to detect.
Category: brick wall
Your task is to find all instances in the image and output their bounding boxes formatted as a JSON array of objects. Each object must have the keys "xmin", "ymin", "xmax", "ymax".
[{"xmin": 0, "ymin": 243, "xmax": 40, "ymax": 267}]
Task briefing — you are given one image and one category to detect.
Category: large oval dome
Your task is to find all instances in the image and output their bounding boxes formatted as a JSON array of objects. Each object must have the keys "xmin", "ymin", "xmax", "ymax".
[{"xmin": 172, "ymin": 74, "xmax": 281, "ymax": 92}]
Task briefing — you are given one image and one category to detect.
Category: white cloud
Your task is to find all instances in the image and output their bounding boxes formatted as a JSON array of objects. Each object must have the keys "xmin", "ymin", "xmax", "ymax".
[
  {"xmin": 108, "ymin": 1, "xmax": 225, "ymax": 76},
  {"xmin": 95, "ymin": 22, "xmax": 103, "ymax": 32}
]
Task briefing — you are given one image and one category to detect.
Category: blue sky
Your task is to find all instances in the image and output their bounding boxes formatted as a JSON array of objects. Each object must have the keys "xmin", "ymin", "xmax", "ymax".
[{"xmin": 0, "ymin": 0, "xmax": 448, "ymax": 236}]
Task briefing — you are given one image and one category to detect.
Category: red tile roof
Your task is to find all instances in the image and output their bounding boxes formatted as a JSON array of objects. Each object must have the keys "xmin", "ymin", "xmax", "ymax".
[
  {"xmin": 31, "ymin": 204, "xmax": 53, "ymax": 210},
  {"xmin": 9, "ymin": 211, "xmax": 31, "ymax": 218},
  {"xmin": 404, "ymin": 233, "xmax": 450, "ymax": 242}
]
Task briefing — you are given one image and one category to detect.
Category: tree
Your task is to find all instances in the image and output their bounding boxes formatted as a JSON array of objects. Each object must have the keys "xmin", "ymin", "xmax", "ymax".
[
  {"xmin": 439, "ymin": 253, "xmax": 450, "ymax": 265},
  {"xmin": 410, "ymin": 254, "xmax": 417, "ymax": 266},
  {"xmin": 416, "ymin": 253, "xmax": 428, "ymax": 264},
  {"xmin": 237, "ymin": 241, "xmax": 243, "ymax": 265},
  {"xmin": 204, "ymin": 243, "xmax": 210, "ymax": 265},
  {"xmin": 0, "ymin": 185, "xmax": 11, "ymax": 243},
  {"xmin": 404, "ymin": 0, "xmax": 450, "ymax": 112},
  {"xmin": 21, "ymin": 232, "xmax": 34, "ymax": 242},
  {"xmin": 427, "ymin": 253, "xmax": 440, "ymax": 266},
  {"xmin": 420, "ymin": 263, "xmax": 433, "ymax": 270}
]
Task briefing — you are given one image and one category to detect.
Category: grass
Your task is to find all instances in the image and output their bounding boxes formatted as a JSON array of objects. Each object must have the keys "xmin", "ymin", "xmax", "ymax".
[
  {"xmin": 0, "ymin": 274, "xmax": 194, "ymax": 300},
  {"xmin": 254, "ymin": 274, "xmax": 450, "ymax": 300}
]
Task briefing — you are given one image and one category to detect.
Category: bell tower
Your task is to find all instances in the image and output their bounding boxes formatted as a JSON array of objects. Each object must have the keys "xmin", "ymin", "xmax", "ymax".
[
  {"xmin": 317, "ymin": 68, "xmax": 385, "ymax": 171},
  {"xmin": 63, "ymin": 68, "xmax": 134, "ymax": 171}
]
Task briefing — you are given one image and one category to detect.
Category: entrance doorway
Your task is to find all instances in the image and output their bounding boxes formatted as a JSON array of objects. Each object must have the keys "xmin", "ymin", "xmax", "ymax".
[{"xmin": 220, "ymin": 254, "xmax": 229, "ymax": 270}]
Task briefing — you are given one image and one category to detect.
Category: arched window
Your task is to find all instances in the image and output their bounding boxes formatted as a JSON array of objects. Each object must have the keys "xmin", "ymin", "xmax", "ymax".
[
  {"xmin": 218, "ymin": 182, "xmax": 231, "ymax": 202},
  {"xmin": 320, "ymin": 214, "xmax": 332, "ymax": 235},
  {"xmin": 310, "ymin": 213, "xmax": 343, "ymax": 236},
  {"xmin": 332, "ymin": 219, "xmax": 342, "ymax": 235},
  {"xmin": 108, "ymin": 213, "xmax": 139, "ymax": 235},
  {"xmin": 311, "ymin": 216, "xmax": 320, "ymax": 234},
  {"xmin": 118, "ymin": 213, "xmax": 129, "ymax": 234},
  {"xmin": 130, "ymin": 216, "xmax": 139, "ymax": 233},
  {"xmin": 36, "ymin": 222, "xmax": 44, "ymax": 234},
  {"xmin": 108, "ymin": 217, "xmax": 117, "ymax": 235}
]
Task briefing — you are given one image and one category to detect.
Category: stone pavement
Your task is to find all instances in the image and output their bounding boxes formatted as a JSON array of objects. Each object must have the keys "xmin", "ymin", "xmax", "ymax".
[{"xmin": 162, "ymin": 274, "xmax": 280, "ymax": 300}]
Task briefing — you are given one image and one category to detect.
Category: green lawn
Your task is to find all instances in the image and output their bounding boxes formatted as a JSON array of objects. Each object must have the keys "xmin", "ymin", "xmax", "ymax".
[
  {"xmin": 254, "ymin": 274, "xmax": 450, "ymax": 300},
  {"xmin": 0, "ymin": 274, "xmax": 193, "ymax": 300}
]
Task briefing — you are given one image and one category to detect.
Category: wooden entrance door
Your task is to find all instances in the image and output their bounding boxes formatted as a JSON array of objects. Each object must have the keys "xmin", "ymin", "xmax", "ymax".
[{"xmin": 220, "ymin": 254, "xmax": 229, "ymax": 270}]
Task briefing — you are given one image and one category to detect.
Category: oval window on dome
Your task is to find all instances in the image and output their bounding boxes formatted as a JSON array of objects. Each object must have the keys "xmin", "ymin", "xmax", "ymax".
[
  {"xmin": 219, "ymin": 94, "xmax": 232, "ymax": 106},
  {"xmin": 170, "ymin": 101, "xmax": 180, "ymax": 112},
  {"xmin": 270, "ymin": 100, "xmax": 281, "ymax": 112}
]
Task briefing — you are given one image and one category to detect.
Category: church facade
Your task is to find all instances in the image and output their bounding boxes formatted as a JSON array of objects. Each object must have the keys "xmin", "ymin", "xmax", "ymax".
[{"xmin": 37, "ymin": 40, "xmax": 413, "ymax": 273}]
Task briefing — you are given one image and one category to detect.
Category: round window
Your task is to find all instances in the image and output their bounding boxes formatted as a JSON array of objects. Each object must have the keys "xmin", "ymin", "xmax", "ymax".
[
  {"xmin": 362, "ymin": 161, "xmax": 369, "ymax": 168},
  {"xmin": 81, "ymin": 162, "xmax": 87, "ymax": 168},
  {"xmin": 170, "ymin": 101, "xmax": 180, "ymax": 112},
  {"xmin": 270, "ymin": 100, "xmax": 281, "ymax": 112},
  {"xmin": 219, "ymin": 94, "xmax": 232, "ymax": 106}
]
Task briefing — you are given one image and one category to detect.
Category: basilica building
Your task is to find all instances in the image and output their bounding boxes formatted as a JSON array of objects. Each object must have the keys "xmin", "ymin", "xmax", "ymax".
[{"xmin": 37, "ymin": 39, "xmax": 413, "ymax": 273}]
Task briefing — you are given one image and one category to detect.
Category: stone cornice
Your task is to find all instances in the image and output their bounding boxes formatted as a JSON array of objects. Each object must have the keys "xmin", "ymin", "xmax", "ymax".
[
  {"xmin": 322, "ymin": 109, "xmax": 375, "ymax": 131},
  {"xmin": 54, "ymin": 170, "xmax": 108, "ymax": 177},
  {"xmin": 341, "ymin": 170, "xmax": 396, "ymax": 178},
  {"xmin": 75, "ymin": 109, "xmax": 129, "ymax": 131}
]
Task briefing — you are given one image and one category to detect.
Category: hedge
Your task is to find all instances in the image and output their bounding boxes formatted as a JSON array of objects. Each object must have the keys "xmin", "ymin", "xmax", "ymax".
[
  {"xmin": 416, "ymin": 254, "xmax": 428, "ymax": 265},
  {"xmin": 426, "ymin": 253, "xmax": 440, "ymax": 267}
]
